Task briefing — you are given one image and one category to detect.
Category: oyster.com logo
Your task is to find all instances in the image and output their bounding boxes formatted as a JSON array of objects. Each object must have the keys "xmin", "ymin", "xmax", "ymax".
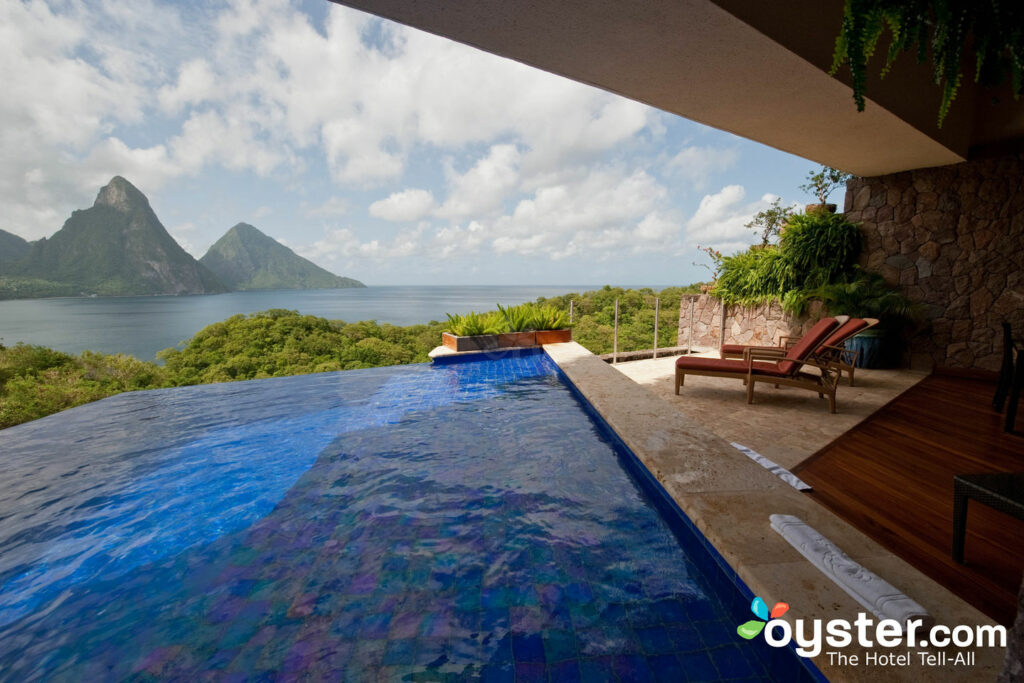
[{"xmin": 737, "ymin": 596, "xmax": 789, "ymax": 640}]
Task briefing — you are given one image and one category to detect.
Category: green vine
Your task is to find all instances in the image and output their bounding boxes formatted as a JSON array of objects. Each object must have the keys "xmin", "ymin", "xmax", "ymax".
[{"xmin": 830, "ymin": 0, "xmax": 1024, "ymax": 126}]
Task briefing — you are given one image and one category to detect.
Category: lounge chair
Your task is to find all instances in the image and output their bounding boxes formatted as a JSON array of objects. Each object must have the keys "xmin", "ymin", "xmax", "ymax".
[
  {"xmin": 721, "ymin": 317, "xmax": 878, "ymax": 386},
  {"xmin": 675, "ymin": 317, "xmax": 846, "ymax": 412}
]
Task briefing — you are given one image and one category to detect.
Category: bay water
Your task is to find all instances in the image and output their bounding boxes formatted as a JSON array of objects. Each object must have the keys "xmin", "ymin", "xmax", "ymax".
[{"xmin": 0, "ymin": 286, "xmax": 603, "ymax": 360}]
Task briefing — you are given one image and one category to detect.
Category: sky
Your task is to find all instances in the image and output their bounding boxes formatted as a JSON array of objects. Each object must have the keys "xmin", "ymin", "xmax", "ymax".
[{"xmin": 2, "ymin": 0, "xmax": 825, "ymax": 286}]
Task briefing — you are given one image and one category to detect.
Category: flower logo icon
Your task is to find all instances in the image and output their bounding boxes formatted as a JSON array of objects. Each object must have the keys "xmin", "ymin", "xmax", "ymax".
[{"xmin": 737, "ymin": 597, "xmax": 789, "ymax": 639}]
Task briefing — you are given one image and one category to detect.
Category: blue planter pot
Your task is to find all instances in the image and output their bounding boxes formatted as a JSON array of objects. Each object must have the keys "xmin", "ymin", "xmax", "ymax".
[{"xmin": 845, "ymin": 331, "xmax": 898, "ymax": 368}]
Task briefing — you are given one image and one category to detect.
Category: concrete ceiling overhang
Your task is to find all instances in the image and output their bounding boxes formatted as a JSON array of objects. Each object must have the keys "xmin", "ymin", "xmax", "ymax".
[{"xmin": 329, "ymin": 0, "xmax": 1024, "ymax": 177}]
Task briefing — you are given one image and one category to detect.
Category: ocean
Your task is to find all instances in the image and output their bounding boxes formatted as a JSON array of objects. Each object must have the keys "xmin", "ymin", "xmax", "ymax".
[{"xmin": 0, "ymin": 286, "xmax": 609, "ymax": 360}]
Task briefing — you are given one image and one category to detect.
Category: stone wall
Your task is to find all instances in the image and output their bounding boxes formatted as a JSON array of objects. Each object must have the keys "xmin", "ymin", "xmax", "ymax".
[
  {"xmin": 844, "ymin": 153, "xmax": 1024, "ymax": 371},
  {"xmin": 677, "ymin": 294, "xmax": 822, "ymax": 351}
]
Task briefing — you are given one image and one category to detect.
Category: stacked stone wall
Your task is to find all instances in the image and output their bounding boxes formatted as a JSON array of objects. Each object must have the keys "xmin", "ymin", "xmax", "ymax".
[
  {"xmin": 677, "ymin": 295, "xmax": 823, "ymax": 351},
  {"xmin": 844, "ymin": 154, "xmax": 1024, "ymax": 371}
]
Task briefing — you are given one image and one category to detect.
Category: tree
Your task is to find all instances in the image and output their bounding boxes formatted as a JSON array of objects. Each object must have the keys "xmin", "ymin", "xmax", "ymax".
[
  {"xmin": 745, "ymin": 198, "xmax": 795, "ymax": 246},
  {"xmin": 800, "ymin": 166, "xmax": 853, "ymax": 205}
]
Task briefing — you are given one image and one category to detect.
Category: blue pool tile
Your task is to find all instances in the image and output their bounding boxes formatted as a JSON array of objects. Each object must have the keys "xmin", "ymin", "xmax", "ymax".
[
  {"xmin": 513, "ymin": 661, "xmax": 547, "ymax": 682},
  {"xmin": 578, "ymin": 656, "xmax": 616, "ymax": 682},
  {"xmin": 547, "ymin": 657, "xmax": 582, "ymax": 682},
  {"xmin": 714, "ymin": 644, "xmax": 759, "ymax": 679},
  {"xmin": 511, "ymin": 633, "xmax": 545, "ymax": 663},
  {"xmin": 612, "ymin": 653, "xmax": 653, "ymax": 681},
  {"xmin": 542, "ymin": 629, "xmax": 577, "ymax": 663},
  {"xmin": 648, "ymin": 653, "xmax": 686, "ymax": 682},
  {"xmin": 679, "ymin": 650, "xmax": 720, "ymax": 682},
  {"xmin": 382, "ymin": 638, "xmax": 416, "ymax": 666},
  {"xmin": 635, "ymin": 625, "xmax": 675, "ymax": 655}
]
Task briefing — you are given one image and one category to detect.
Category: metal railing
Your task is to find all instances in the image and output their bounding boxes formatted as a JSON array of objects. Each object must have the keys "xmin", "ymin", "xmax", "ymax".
[{"xmin": 566, "ymin": 296, "xmax": 700, "ymax": 364}]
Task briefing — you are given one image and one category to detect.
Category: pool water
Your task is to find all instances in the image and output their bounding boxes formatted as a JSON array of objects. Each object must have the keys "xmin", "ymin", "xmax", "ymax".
[{"xmin": 0, "ymin": 350, "xmax": 819, "ymax": 681}]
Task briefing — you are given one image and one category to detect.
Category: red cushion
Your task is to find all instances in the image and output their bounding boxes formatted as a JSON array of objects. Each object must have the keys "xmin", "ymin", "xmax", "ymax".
[
  {"xmin": 821, "ymin": 318, "xmax": 868, "ymax": 347},
  {"xmin": 777, "ymin": 317, "xmax": 838, "ymax": 374},
  {"xmin": 720, "ymin": 344, "xmax": 746, "ymax": 354},
  {"xmin": 675, "ymin": 356, "xmax": 791, "ymax": 377}
]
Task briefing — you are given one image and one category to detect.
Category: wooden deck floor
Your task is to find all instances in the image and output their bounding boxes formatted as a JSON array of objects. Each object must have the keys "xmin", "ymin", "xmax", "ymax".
[{"xmin": 793, "ymin": 373, "xmax": 1024, "ymax": 624}]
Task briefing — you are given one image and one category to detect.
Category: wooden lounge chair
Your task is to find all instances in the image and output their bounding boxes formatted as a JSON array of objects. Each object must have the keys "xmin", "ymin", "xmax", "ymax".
[
  {"xmin": 721, "ymin": 317, "xmax": 878, "ymax": 386},
  {"xmin": 675, "ymin": 317, "xmax": 846, "ymax": 412}
]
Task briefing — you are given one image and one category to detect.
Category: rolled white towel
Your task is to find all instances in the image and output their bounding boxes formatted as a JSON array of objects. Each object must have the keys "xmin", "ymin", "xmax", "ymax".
[{"xmin": 770, "ymin": 514, "xmax": 933, "ymax": 631}]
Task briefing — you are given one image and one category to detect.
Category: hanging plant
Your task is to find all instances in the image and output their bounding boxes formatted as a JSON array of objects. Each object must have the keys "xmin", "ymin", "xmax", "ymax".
[{"xmin": 830, "ymin": 0, "xmax": 1024, "ymax": 126}]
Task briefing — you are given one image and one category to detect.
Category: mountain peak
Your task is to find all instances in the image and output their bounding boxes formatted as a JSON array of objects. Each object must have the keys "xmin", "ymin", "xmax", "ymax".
[
  {"xmin": 227, "ymin": 222, "xmax": 264, "ymax": 238},
  {"xmin": 94, "ymin": 176, "xmax": 148, "ymax": 212},
  {"xmin": 201, "ymin": 223, "xmax": 365, "ymax": 291}
]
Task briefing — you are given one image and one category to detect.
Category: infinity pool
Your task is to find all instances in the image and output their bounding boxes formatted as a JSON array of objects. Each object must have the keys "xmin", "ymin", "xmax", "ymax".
[{"xmin": 0, "ymin": 350, "xmax": 818, "ymax": 680}]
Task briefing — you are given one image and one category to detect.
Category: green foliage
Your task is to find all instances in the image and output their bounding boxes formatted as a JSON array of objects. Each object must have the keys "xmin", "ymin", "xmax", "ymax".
[
  {"xmin": 160, "ymin": 310, "xmax": 444, "ymax": 382},
  {"xmin": 799, "ymin": 167, "xmax": 853, "ymax": 205},
  {"xmin": 713, "ymin": 247, "xmax": 795, "ymax": 307},
  {"xmin": 813, "ymin": 269, "xmax": 921, "ymax": 323},
  {"xmin": 444, "ymin": 311, "xmax": 506, "ymax": 336},
  {"xmin": 0, "ymin": 343, "xmax": 170, "ymax": 429},
  {"xmin": 497, "ymin": 303, "xmax": 534, "ymax": 332},
  {"xmin": 528, "ymin": 305, "xmax": 570, "ymax": 331},
  {"xmin": 830, "ymin": 0, "xmax": 1024, "ymax": 126},
  {"xmin": 712, "ymin": 209, "xmax": 862, "ymax": 313},
  {"xmin": 745, "ymin": 198, "xmax": 795, "ymax": 246},
  {"xmin": 778, "ymin": 211, "xmax": 862, "ymax": 289}
]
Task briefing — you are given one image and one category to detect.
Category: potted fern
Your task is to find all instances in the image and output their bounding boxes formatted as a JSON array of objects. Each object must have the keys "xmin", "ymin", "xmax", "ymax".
[{"xmin": 814, "ymin": 271, "xmax": 920, "ymax": 368}]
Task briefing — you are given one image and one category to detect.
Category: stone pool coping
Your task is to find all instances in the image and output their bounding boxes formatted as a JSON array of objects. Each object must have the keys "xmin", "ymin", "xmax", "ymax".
[{"xmin": 541, "ymin": 342, "xmax": 1005, "ymax": 682}]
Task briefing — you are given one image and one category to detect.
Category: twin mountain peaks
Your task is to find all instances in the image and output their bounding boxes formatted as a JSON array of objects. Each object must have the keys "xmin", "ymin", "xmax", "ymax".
[{"xmin": 0, "ymin": 176, "xmax": 364, "ymax": 299}]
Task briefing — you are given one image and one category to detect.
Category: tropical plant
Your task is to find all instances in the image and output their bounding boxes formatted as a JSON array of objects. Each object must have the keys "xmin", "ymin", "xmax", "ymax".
[
  {"xmin": 497, "ymin": 303, "xmax": 535, "ymax": 332},
  {"xmin": 799, "ymin": 167, "xmax": 853, "ymax": 206},
  {"xmin": 813, "ymin": 270, "xmax": 921, "ymax": 323},
  {"xmin": 528, "ymin": 305, "xmax": 571, "ymax": 331},
  {"xmin": 444, "ymin": 311, "xmax": 506, "ymax": 336},
  {"xmin": 745, "ymin": 198, "xmax": 795, "ymax": 246},
  {"xmin": 830, "ymin": 0, "xmax": 1024, "ymax": 126},
  {"xmin": 711, "ymin": 208, "xmax": 863, "ymax": 314},
  {"xmin": 779, "ymin": 210, "xmax": 862, "ymax": 290}
]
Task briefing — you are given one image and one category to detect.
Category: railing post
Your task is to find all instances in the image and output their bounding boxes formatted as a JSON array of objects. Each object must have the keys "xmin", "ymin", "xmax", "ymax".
[
  {"xmin": 613, "ymin": 298, "xmax": 619, "ymax": 364},
  {"xmin": 688, "ymin": 297, "xmax": 695, "ymax": 355},
  {"xmin": 569, "ymin": 299, "xmax": 574, "ymax": 324},
  {"xmin": 653, "ymin": 297, "xmax": 659, "ymax": 359}
]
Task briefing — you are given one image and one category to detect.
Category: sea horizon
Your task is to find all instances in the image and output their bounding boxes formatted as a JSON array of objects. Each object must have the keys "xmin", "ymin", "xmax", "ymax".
[{"xmin": 0, "ymin": 284, "xmax": 675, "ymax": 361}]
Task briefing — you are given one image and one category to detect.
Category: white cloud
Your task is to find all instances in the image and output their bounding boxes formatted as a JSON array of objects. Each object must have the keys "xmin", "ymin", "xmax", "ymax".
[
  {"xmin": 302, "ymin": 197, "xmax": 350, "ymax": 218},
  {"xmin": 437, "ymin": 145, "xmax": 520, "ymax": 218},
  {"xmin": 369, "ymin": 189, "xmax": 436, "ymax": 222},
  {"xmin": 685, "ymin": 186, "xmax": 777, "ymax": 253},
  {"xmin": 300, "ymin": 225, "xmax": 424, "ymax": 263},
  {"xmin": 487, "ymin": 167, "xmax": 680, "ymax": 259},
  {"xmin": 667, "ymin": 145, "xmax": 740, "ymax": 189}
]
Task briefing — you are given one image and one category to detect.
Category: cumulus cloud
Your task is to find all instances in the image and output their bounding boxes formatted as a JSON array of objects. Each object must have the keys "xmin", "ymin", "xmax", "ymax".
[
  {"xmin": 1, "ymin": 0, "xmax": 665, "ymax": 240},
  {"xmin": 369, "ymin": 189, "xmax": 436, "ymax": 222},
  {"xmin": 685, "ymin": 185, "xmax": 777, "ymax": 254},
  {"xmin": 437, "ymin": 145, "xmax": 521, "ymax": 218},
  {"xmin": 301, "ymin": 197, "xmax": 350, "ymax": 218},
  {"xmin": 667, "ymin": 145, "xmax": 740, "ymax": 189}
]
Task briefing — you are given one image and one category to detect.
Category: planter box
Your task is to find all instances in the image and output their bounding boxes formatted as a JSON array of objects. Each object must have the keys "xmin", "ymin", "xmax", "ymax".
[
  {"xmin": 535, "ymin": 329, "xmax": 572, "ymax": 344},
  {"xmin": 442, "ymin": 332, "xmax": 500, "ymax": 352},
  {"xmin": 442, "ymin": 328, "xmax": 571, "ymax": 351},
  {"xmin": 498, "ymin": 331, "xmax": 537, "ymax": 347}
]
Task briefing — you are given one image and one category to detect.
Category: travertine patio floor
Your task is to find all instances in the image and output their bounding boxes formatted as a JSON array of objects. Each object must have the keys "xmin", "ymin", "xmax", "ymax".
[{"xmin": 612, "ymin": 352, "xmax": 927, "ymax": 471}]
